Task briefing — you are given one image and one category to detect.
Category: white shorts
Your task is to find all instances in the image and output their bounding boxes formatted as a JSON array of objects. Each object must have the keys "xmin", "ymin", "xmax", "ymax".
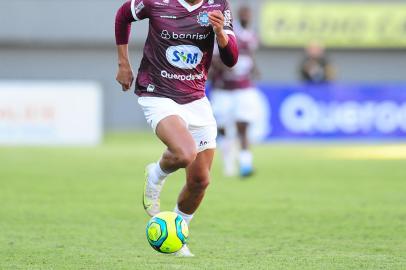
[
  {"xmin": 210, "ymin": 88, "xmax": 263, "ymax": 127},
  {"xmin": 138, "ymin": 96, "xmax": 217, "ymax": 152}
]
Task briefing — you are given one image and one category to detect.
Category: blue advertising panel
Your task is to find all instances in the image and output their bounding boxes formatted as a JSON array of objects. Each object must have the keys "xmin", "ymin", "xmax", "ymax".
[
  {"xmin": 257, "ymin": 83, "xmax": 406, "ymax": 140},
  {"xmin": 207, "ymin": 83, "xmax": 406, "ymax": 141}
]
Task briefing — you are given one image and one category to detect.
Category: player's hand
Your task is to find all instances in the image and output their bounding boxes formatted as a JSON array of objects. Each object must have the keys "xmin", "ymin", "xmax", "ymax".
[
  {"xmin": 209, "ymin": 10, "xmax": 229, "ymax": 48},
  {"xmin": 116, "ymin": 63, "xmax": 134, "ymax": 91},
  {"xmin": 208, "ymin": 10, "xmax": 224, "ymax": 35}
]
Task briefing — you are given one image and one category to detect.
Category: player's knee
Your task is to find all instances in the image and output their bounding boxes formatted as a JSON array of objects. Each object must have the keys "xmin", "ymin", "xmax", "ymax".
[
  {"xmin": 174, "ymin": 146, "xmax": 197, "ymax": 168},
  {"xmin": 188, "ymin": 173, "xmax": 210, "ymax": 193}
]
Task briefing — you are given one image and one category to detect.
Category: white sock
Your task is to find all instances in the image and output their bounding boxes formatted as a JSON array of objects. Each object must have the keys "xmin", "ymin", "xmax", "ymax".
[
  {"xmin": 218, "ymin": 136, "xmax": 237, "ymax": 176},
  {"xmin": 149, "ymin": 161, "xmax": 169, "ymax": 185},
  {"xmin": 239, "ymin": 150, "xmax": 253, "ymax": 168},
  {"xmin": 174, "ymin": 204, "xmax": 194, "ymax": 226}
]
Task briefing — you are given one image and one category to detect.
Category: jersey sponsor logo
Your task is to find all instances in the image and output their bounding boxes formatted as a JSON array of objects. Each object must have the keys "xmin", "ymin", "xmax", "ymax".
[
  {"xmin": 202, "ymin": 4, "xmax": 221, "ymax": 8},
  {"xmin": 166, "ymin": 45, "xmax": 203, "ymax": 69},
  {"xmin": 147, "ymin": 84, "xmax": 155, "ymax": 92},
  {"xmin": 161, "ymin": 70, "xmax": 205, "ymax": 81},
  {"xmin": 135, "ymin": 1, "xmax": 145, "ymax": 15},
  {"xmin": 160, "ymin": 15, "xmax": 177, "ymax": 19},
  {"xmin": 223, "ymin": 10, "xmax": 232, "ymax": 27},
  {"xmin": 197, "ymin": 11, "xmax": 210, "ymax": 27},
  {"xmin": 161, "ymin": 30, "xmax": 209, "ymax": 40},
  {"xmin": 154, "ymin": 0, "xmax": 169, "ymax": 6}
]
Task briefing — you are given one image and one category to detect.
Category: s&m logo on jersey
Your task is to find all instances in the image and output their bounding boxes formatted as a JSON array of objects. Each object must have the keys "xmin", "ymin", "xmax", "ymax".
[
  {"xmin": 197, "ymin": 11, "xmax": 210, "ymax": 27},
  {"xmin": 166, "ymin": 45, "xmax": 203, "ymax": 69}
]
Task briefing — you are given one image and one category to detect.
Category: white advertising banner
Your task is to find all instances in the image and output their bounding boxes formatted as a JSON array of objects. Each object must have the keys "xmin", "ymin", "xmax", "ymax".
[{"xmin": 0, "ymin": 81, "xmax": 103, "ymax": 145}]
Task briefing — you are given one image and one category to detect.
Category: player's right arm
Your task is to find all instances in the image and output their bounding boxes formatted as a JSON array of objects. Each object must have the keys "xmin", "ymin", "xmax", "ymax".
[
  {"xmin": 115, "ymin": 0, "xmax": 149, "ymax": 91},
  {"xmin": 116, "ymin": 44, "xmax": 134, "ymax": 91},
  {"xmin": 115, "ymin": 2, "xmax": 135, "ymax": 91}
]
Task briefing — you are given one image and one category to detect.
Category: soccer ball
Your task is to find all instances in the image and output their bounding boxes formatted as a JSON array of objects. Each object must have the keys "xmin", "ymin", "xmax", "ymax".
[{"xmin": 146, "ymin": 211, "xmax": 189, "ymax": 253}]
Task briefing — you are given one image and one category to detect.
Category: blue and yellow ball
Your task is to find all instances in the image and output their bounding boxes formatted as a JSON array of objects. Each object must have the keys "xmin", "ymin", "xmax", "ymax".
[{"xmin": 146, "ymin": 211, "xmax": 189, "ymax": 253}]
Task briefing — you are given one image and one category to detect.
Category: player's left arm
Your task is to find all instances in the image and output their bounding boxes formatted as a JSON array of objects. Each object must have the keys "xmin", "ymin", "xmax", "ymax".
[{"xmin": 208, "ymin": 5, "xmax": 238, "ymax": 67}]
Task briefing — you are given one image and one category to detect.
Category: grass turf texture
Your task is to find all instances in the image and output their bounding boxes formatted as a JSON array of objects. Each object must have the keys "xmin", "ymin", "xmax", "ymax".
[{"xmin": 1, "ymin": 133, "xmax": 405, "ymax": 270}]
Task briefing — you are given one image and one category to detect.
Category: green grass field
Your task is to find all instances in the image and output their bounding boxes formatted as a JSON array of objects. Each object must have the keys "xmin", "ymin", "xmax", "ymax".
[{"xmin": 1, "ymin": 133, "xmax": 405, "ymax": 269}]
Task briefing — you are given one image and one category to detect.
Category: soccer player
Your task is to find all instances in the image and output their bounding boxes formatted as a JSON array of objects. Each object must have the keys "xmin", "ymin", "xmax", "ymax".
[
  {"xmin": 209, "ymin": 6, "xmax": 259, "ymax": 178},
  {"xmin": 115, "ymin": 0, "xmax": 238, "ymax": 256}
]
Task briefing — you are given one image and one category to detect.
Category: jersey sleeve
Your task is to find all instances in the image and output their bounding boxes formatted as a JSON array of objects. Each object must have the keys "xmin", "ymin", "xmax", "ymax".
[
  {"xmin": 130, "ymin": 0, "xmax": 151, "ymax": 21},
  {"xmin": 115, "ymin": 0, "xmax": 151, "ymax": 45},
  {"xmin": 216, "ymin": 0, "xmax": 238, "ymax": 67},
  {"xmin": 115, "ymin": 1, "xmax": 135, "ymax": 45},
  {"xmin": 221, "ymin": 0, "xmax": 234, "ymax": 36}
]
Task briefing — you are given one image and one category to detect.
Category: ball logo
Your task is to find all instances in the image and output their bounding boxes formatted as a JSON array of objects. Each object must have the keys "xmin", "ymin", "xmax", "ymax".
[{"xmin": 166, "ymin": 45, "xmax": 203, "ymax": 69}]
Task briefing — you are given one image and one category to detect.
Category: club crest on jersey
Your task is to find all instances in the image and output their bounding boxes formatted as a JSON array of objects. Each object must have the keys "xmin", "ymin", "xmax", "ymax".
[
  {"xmin": 208, "ymin": 0, "xmax": 214, "ymax": 4},
  {"xmin": 197, "ymin": 11, "xmax": 210, "ymax": 27}
]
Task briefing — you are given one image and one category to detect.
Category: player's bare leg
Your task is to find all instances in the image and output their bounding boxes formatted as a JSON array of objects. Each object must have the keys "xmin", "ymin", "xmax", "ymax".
[
  {"xmin": 174, "ymin": 148, "xmax": 215, "ymax": 257},
  {"xmin": 177, "ymin": 149, "xmax": 214, "ymax": 214},
  {"xmin": 236, "ymin": 121, "xmax": 254, "ymax": 177},
  {"xmin": 143, "ymin": 116, "xmax": 197, "ymax": 217},
  {"xmin": 157, "ymin": 116, "xmax": 197, "ymax": 172}
]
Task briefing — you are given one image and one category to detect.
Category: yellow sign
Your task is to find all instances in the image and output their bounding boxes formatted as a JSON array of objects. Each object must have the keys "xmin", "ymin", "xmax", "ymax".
[{"xmin": 260, "ymin": 3, "xmax": 406, "ymax": 48}]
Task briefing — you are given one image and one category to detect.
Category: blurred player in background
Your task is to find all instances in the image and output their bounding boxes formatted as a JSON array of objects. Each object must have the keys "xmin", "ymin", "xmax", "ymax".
[
  {"xmin": 210, "ymin": 5, "xmax": 259, "ymax": 178},
  {"xmin": 115, "ymin": 0, "xmax": 238, "ymax": 256}
]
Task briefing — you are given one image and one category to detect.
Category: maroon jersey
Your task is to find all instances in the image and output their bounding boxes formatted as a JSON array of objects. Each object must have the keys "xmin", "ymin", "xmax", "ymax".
[
  {"xmin": 115, "ymin": 0, "xmax": 237, "ymax": 104},
  {"xmin": 211, "ymin": 23, "xmax": 258, "ymax": 90}
]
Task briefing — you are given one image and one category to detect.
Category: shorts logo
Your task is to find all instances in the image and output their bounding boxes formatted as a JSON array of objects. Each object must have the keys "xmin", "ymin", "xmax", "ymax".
[
  {"xmin": 166, "ymin": 45, "xmax": 203, "ymax": 69},
  {"xmin": 199, "ymin": 141, "xmax": 208, "ymax": 147},
  {"xmin": 197, "ymin": 11, "xmax": 210, "ymax": 27}
]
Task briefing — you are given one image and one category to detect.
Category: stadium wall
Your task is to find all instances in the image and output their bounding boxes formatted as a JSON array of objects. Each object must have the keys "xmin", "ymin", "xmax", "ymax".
[{"xmin": 0, "ymin": 0, "xmax": 405, "ymax": 130}]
